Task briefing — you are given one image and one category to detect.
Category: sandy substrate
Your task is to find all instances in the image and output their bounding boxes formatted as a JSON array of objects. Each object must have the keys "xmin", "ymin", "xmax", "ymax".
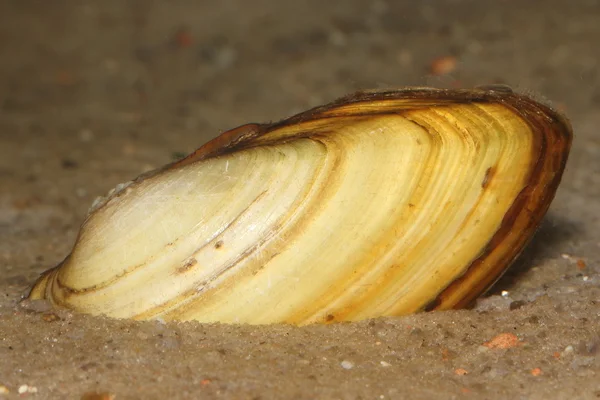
[{"xmin": 0, "ymin": 1, "xmax": 599, "ymax": 399}]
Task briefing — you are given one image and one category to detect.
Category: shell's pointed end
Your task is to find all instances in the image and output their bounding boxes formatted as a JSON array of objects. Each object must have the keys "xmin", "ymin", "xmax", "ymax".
[{"xmin": 27, "ymin": 268, "xmax": 55, "ymax": 300}]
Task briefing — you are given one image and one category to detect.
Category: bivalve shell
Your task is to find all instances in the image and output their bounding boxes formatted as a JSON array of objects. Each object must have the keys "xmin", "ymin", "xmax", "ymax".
[{"xmin": 29, "ymin": 87, "xmax": 572, "ymax": 325}]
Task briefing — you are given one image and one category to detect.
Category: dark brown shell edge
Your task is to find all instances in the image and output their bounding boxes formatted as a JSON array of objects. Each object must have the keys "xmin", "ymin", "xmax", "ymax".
[{"xmin": 422, "ymin": 89, "xmax": 572, "ymax": 311}]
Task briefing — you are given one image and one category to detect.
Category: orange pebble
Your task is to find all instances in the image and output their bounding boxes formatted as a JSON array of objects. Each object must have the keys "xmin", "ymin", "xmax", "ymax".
[
  {"xmin": 430, "ymin": 56, "xmax": 458, "ymax": 75},
  {"xmin": 455, "ymin": 368, "xmax": 469, "ymax": 376},
  {"xmin": 441, "ymin": 348, "xmax": 450, "ymax": 361},
  {"xmin": 531, "ymin": 367, "xmax": 543, "ymax": 376},
  {"xmin": 56, "ymin": 70, "xmax": 76, "ymax": 86},
  {"xmin": 483, "ymin": 333, "xmax": 521, "ymax": 349},
  {"xmin": 175, "ymin": 28, "xmax": 193, "ymax": 48}
]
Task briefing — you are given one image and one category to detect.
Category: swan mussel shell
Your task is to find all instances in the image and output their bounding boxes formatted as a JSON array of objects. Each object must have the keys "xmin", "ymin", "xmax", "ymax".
[{"xmin": 29, "ymin": 87, "xmax": 572, "ymax": 325}]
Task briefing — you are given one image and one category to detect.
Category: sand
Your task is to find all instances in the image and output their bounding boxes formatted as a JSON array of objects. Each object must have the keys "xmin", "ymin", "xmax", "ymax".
[{"xmin": 0, "ymin": 1, "xmax": 599, "ymax": 398}]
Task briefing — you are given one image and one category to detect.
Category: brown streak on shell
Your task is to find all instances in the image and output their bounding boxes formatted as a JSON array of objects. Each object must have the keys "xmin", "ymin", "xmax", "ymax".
[
  {"xmin": 176, "ymin": 258, "xmax": 198, "ymax": 274},
  {"xmin": 481, "ymin": 167, "xmax": 495, "ymax": 189}
]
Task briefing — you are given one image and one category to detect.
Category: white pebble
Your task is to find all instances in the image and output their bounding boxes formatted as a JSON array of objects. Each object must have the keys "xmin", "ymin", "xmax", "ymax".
[
  {"xmin": 380, "ymin": 361, "xmax": 392, "ymax": 367},
  {"xmin": 18, "ymin": 385, "xmax": 37, "ymax": 394},
  {"xmin": 564, "ymin": 345, "xmax": 574, "ymax": 354},
  {"xmin": 341, "ymin": 360, "xmax": 354, "ymax": 369}
]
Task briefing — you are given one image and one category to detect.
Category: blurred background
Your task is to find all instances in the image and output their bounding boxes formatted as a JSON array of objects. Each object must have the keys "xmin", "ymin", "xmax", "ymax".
[
  {"xmin": 2, "ymin": 1, "xmax": 598, "ymax": 210},
  {"xmin": 2, "ymin": 0, "xmax": 598, "ymax": 264}
]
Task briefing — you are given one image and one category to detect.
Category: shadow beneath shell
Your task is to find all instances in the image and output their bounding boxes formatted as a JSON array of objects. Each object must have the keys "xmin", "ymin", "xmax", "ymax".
[{"xmin": 486, "ymin": 213, "xmax": 582, "ymax": 295}]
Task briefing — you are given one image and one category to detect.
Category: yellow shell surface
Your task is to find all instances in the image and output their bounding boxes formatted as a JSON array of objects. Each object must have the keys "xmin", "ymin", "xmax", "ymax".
[{"xmin": 29, "ymin": 87, "xmax": 572, "ymax": 325}]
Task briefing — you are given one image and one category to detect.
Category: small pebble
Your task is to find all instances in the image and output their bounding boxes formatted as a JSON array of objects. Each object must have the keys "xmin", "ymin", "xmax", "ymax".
[
  {"xmin": 380, "ymin": 361, "xmax": 391, "ymax": 367},
  {"xmin": 18, "ymin": 385, "xmax": 37, "ymax": 394},
  {"xmin": 173, "ymin": 27, "xmax": 193, "ymax": 48},
  {"xmin": 430, "ymin": 55, "xmax": 458, "ymax": 75},
  {"xmin": 0, "ymin": 385, "xmax": 9, "ymax": 394},
  {"xmin": 341, "ymin": 360, "xmax": 354, "ymax": 369},
  {"xmin": 42, "ymin": 312, "xmax": 61, "ymax": 322},
  {"xmin": 483, "ymin": 333, "xmax": 521, "ymax": 349}
]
